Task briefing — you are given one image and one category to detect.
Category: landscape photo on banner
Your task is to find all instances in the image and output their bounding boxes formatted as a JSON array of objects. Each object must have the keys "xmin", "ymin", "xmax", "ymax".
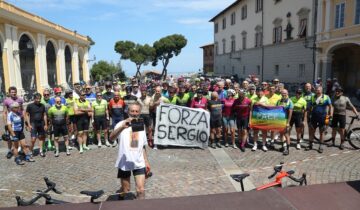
[
  {"xmin": 154, "ymin": 104, "xmax": 210, "ymax": 148},
  {"xmin": 250, "ymin": 105, "xmax": 287, "ymax": 131}
]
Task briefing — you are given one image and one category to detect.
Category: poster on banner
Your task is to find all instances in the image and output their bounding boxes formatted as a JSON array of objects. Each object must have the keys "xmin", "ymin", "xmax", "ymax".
[
  {"xmin": 154, "ymin": 104, "xmax": 210, "ymax": 148},
  {"xmin": 250, "ymin": 105, "xmax": 287, "ymax": 131}
]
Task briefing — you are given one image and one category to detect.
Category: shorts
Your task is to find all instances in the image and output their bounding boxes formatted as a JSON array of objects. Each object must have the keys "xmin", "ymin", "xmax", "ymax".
[
  {"xmin": 236, "ymin": 118, "xmax": 249, "ymax": 130},
  {"xmin": 11, "ymin": 131, "xmax": 25, "ymax": 142},
  {"xmin": 222, "ymin": 116, "xmax": 236, "ymax": 129},
  {"xmin": 210, "ymin": 119, "xmax": 222, "ymax": 129},
  {"xmin": 76, "ymin": 115, "xmax": 90, "ymax": 132},
  {"xmin": 94, "ymin": 116, "xmax": 108, "ymax": 130},
  {"xmin": 53, "ymin": 124, "xmax": 68, "ymax": 137},
  {"xmin": 117, "ymin": 167, "xmax": 146, "ymax": 179},
  {"xmin": 290, "ymin": 112, "xmax": 304, "ymax": 128},
  {"xmin": 310, "ymin": 115, "xmax": 326, "ymax": 131},
  {"xmin": 69, "ymin": 115, "xmax": 76, "ymax": 124},
  {"xmin": 331, "ymin": 114, "xmax": 346, "ymax": 129},
  {"xmin": 140, "ymin": 114, "xmax": 153, "ymax": 128},
  {"xmin": 30, "ymin": 121, "xmax": 46, "ymax": 138},
  {"xmin": 112, "ymin": 117, "xmax": 123, "ymax": 129}
]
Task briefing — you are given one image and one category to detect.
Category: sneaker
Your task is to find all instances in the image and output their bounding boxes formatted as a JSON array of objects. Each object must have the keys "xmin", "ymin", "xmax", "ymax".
[
  {"xmin": 40, "ymin": 152, "xmax": 46, "ymax": 157},
  {"xmin": 225, "ymin": 143, "xmax": 229, "ymax": 147},
  {"xmin": 262, "ymin": 145, "xmax": 268, "ymax": 152},
  {"xmin": 211, "ymin": 143, "xmax": 216, "ymax": 149},
  {"xmin": 153, "ymin": 145, "xmax": 158, "ymax": 150},
  {"xmin": 296, "ymin": 143, "xmax": 301, "ymax": 150},
  {"xmin": 98, "ymin": 143, "xmax": 102, "ymax": 148},
  {"xmin": 15, "ymin": 158, "xmax": 24, "ymax": 166},
  {"xmin": 105, "ymin": 141, "xmax": 111, "ymax": 147},
  {"xmin": 79, "ymin": 148, "xmax": 84, "ymax": 154},
  {"xmin": 283, "ymin": 148, "xmax": 289, "ymax": 156},
  {"xmin": 318, "ymin": 146, "xmax": 323, "ymax": 153},
  {"xmin": 327, "ymin": 141, "xmax": 335, "ymax": 147},
  {"xmin": 66, "ymin": 150, "xmax": 71, "ymax": 156},
  {"xmin": 240, "ymin": 146, "xmax": 245, "ymax": 152},
  {"xmin": 339, "ymin": 143, "xmax": 344, "ymax": 150},
  {"xmin": 6, "ymin": 151, "xmax": 13, "ymax": 159},
  {"xmin": 232, "ymin": 144, "xmax": 238, "ymax": 149},
  {"xmin": 25, "ymin": 157, "xmax": 35, "ymax": 162},
  {"xmin": 252, "ymin": 144, "xmax": 257, "ymax": 151},
  {"xmin": 305, "ymin": 143, "xmax": 313, "ymax": 151},
  {"xmin": 68, "ymin": 146, "xmax": 73, "ymax": 151},
  {"xmin": 112, "ymin": 141, "xmax": 118, "ymax": 147},
  {"xmin": 83, "ymin": 146, "xmax": 91, "ymax": 151},
  {"xmin": 55, "ymin": 151, "xmax": 59, "ymax": 157},
  {"xmin": 216, "ymin": 143, "xmax": 222, "ymax": 148}
]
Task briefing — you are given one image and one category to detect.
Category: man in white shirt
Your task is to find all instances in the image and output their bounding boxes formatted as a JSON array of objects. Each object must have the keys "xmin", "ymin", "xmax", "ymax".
[{"xmin": 110, "ymin": 102, "xmax": 151, "ymax": 200}]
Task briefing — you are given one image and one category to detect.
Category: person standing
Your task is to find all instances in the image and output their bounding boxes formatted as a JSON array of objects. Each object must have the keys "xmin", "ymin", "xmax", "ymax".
[
  {"xmin": 74, "ymin": 91, "xmax": 92, "ymax": 154},
  {"xmin": 138, "ymin": 86, "xmax": 154, "ymax": 147},
  {"xmin": 276, "ymin": 90, "xmax": 293, "ymax": 156},
  {"xmin": 222, "ymin": 89, "xmax": 236, "ymax": 148},
  {"xmin": 92, "ymin": 92, "xmax": 111, "ymax": 148},
  {"xmin": 290, "ymin": 89, "xmax": 307, "ymax": 150},
  {"xmin": 207, "ymin": 92, "xmax": 223, "ymax": 148},
  {"xmin": 251, "ymin": 87, "xmax": 269, "ymax": 152},
  {"xmin": 110, "ymin": 102, "xmax": 151, "ymax": 200},
  {"xmin": 25, "ymin": 93, "xmax": 48, "ymax": 157}
]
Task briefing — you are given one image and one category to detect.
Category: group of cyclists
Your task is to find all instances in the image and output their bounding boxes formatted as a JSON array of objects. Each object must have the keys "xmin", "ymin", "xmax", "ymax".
[{"xmin": 2, "ymin": 75, "xmax": 359, "ymax": 165}]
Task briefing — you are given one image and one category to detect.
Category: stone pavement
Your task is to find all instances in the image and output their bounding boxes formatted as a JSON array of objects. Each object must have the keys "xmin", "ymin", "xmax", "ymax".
[{"xmin": 0, "ymin": 112, "xmax": 359, "ymax": 207}]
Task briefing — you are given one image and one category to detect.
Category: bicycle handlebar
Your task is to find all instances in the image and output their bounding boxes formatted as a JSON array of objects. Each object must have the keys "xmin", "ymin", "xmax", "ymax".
[
  {"xmin": 288, "ymin": 173, "xmax": 307, "ymax": 186},
  {"xmin": 268, "ymin": 162, "xmax": 284, "ymax": 179},
  {"xmin": 44, "ymin": 177, "xmax": 62, "ymax": 194}
]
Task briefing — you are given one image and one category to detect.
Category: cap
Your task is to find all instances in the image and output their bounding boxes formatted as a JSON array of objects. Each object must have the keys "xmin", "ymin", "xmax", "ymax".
[
  {"xmin": 273, "ymin": 78, "xmax": 280, "ymax": 82},
  {"xmin": 335, "ymin": 86, "xmax": 344, "ymax": 92},
  {"xmin": 238, "ymin": 89, "xmax": 245, "ymax": 94},
  {"xmin": 85, "ymin": 85, "xmax": 92, "ymax": 89},
  {"xmin": 256, "ymin": 87, "xmax": 263, "ymax": 92},
  {"xmin": 120, "ymin": 81, "xmax": 126, "ymax": 85},
  {"xmin": 296, "ymin": 88, "xmax": 303, "ymax": 94},
  {"xmin": 249, "ymin": 84, "xmax": 256, "ymax": 90},
  {"xmin": 10, "ymin": 102, "xmax": 19, "ymax": 108},
  {"xmin": 54, "ymin": 87, "xmax": 62, "ymax": 93},
  {"xmin": 196, "ymin": 89, "xmax": 204, "ymax": 94},
  {"xmin": 65, "ymin": 89, "xmax": 73, "ymax": 94}
]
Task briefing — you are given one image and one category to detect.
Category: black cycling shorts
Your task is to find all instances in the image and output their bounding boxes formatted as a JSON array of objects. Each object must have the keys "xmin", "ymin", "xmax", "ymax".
[
  {"xmin": 69, "ymin": 115, "xmax": 76, "ymax": 124},
  {"xmin": 210, "ymin": 119, "xmax": 222, "ymax": 129},
  {"xmin": 30, "ymin": 121, "xmax": 46, "ymax": 138},
  {"xmin": 117, "ymin": 167, "xmax": 146, "ymax": 179},
  {"xmin": 331, "ymin": 114, "xmax": 346, "ymax": 129},
  {"xmin": 94, "ymin": 116, "xmax": 108, "ymax": 130},
  {"xmin": 310, "ymin": 115, "xmax": 326, "ymax": 130},
  {"xmin": 53, "ymin": 124, "xmax": 68, "ymax": 138},
  {"xmin": 140, "ymin": 114, "xmax": 153, "ymax": 128},
  {"xmin": 290, "ymin": 112, "xmax": 304, "ymax": 128},
  {"xmin": 76, "ymin": 115, "xmax": 90, "ymax": 132},
  {"xmin": 236, "ymin": 118, "xmax": 249, "ymax": 130}
]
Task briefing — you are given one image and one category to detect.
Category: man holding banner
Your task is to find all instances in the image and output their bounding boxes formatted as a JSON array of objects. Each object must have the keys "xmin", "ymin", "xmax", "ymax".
[{"xmin": 276, "ymin": 89, "xmax": 293, "ymax": 156}]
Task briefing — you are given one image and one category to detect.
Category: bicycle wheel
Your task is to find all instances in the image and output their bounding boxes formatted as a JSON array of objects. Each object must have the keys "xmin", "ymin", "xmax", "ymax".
[
  {"xmin": 313, "ymin": 127, "xmax": 333, "ymax": 143},
  {"xmin": 347, "ymin": 127, "xmax": 360, "ymax": 149}
]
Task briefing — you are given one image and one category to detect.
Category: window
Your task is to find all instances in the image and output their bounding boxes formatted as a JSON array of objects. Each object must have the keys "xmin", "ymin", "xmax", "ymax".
[
  {"xmin": 231, "ymin": 36, "xmax": 236, "ymax": 52},
  {"xmin": 243, "ymin": 66, "xmax": 246, "ymax": 75},
  {"xmin": 241, "ymin": 5, "xmax": 247, "ymax": 20},
  {"xmin": 298, "ymin": 18, "xmax": 307, "ymax": 38},
  {"xmin": 355, "ymin": 0, "xmax": 360, "ymax": 24},
  {"xmin": 215, "ymin": 42, "xmax": 218, "ymax": 55},
  {"xmin": 232, "ymin": 66, "xmax": 235, "ymax": 74},
  {"xmin": 231, "ymin": 12, "xmax": 236, "ymax": 25},
  {"xmin": 242, "ymin": 31, "xmax": 247, "ymax": 50},
  {"xmin": 274, "ymin": 65, "xmax": 279, "ymax": 76},
  {"xmin": 222, "ymin": 18, "xmax": 227, "ymax": 29},
  {"xmin": 335, "ymin": 3, "xmax": 345, "ymax": 29},
  {"xmin": 255, "ymin": 25, "xmax": 263, "ymax": 47},
  {"xmin": 299, "ymin": 64, "xmax": 305, "ymax": 77},
  {"xmin": 257, "ymin": 65, "xmax": 261, "ymax": 75},
  {"xmin": 209, "ymin": 48, "xmax": 213, "ymax": 57},
  {"xmin": 222, "ymin": 39, "xmax": 226, "ymax": 54},
  {"xmin": 215, "ymin": 23, "xmax": 219, "ymax": 33},
  {"xmin": 256, "ymin": 0, "xmax": 263, "ymax": 13},
  {"xmin": 273, "ymin": 26, "xmax": 282, "ymax": 43}
]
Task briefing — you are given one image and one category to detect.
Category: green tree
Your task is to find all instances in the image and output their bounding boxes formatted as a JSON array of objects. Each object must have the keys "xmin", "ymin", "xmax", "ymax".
[
  {"xmin": 87, "ymin": 35, "xmax": 95, "ymax": 51},
  {"xmin": 152, "ymin": 34, "xmax": 187, "ymax": 80},
  {"xmin": 114, "ymin": 41, "xmax": 155, "ymax": 78},
  {"xmin": 90, "ymin": 60, "xmax": 124, "ymax": 82}
]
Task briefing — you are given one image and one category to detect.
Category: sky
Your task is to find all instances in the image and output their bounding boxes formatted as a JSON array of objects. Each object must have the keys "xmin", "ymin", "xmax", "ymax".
[{"xmin": 7, "ymin": 0, "xmax": 235, "ymax": 77}]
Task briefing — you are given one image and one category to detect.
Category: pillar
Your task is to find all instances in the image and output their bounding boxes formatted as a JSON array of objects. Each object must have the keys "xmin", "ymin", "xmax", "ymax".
[
  {"xmin": 72, "ymin": 44, "xmax": 79, "ymax": 83},
  {"xmin": 57, "ymin": 40, "xmax": 68, "ymax": 88},
  {"xmin": 316, "ymin": 0, "xmax": 323, "ymax": 41},
  {"xmin": 36, "ymin": 33, "xmax": 49, "ymax": 93},
  {"xmin": 83, "ymin": 47, "xmax": 90, "ymax": 83},
  {"xmin": 324, "ymin": 0, "xmax": 331, "ymax": 38}
]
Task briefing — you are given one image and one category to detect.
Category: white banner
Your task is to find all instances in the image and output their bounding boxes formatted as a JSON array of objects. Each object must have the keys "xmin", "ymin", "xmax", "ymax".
[{"xmin": 154, "ymin": 104, "xmax": 210, "ymax": 148}]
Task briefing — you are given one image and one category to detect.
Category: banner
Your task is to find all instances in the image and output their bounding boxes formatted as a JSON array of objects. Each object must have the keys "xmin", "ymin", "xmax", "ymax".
[
  {"xmin": 154, "ymin": 104, "xmax": 210, "ymax": 148},
  {"xmin": 250, "ymin": 105, "xmax": 287, "ymax": 131}
]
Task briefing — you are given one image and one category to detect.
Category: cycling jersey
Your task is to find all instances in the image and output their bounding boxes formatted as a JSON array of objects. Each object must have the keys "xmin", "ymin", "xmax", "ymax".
[
  {"xmin": 302, "ymin": 92, "xmax": 315, "ymax": 111},
  {"xmin": 190, "ymin": 97, "xmax": 207, "ymax": 109},
  {"xmin": 290, "ymin": 96, "xmax": 307, "ymax": 113},
  {"xmin": 75, "ymin": 99, "xmax": 90, "ymax": 116},
  {"xmin": 176, "ymin": 93, "xmax": 190, "ymax": 106},
  {"xmin": 218, "ymin": 90, "xmax": 227, "ymax": 101},
  {"xmin": 246, "ymin": 93, "xmax": 258, "ymax": 101},
  {"xmin": 65, "ymin": 98, "xmax": 75, "ymax": 116},
  {"xmin": 26, "ymin": 102, "xmax": 45, "ymax": 123},
  {"xmin": 92, "ymin": 99, "xmax": 108, "ymax": 117},
  {"xmin": 41, "ymin": 98, "xmax": 52, "ymax": 113},
  {"xmin": 332, "ymin": 96, "xmax": 353, "ymax": 116},
  {"xmin": 276, "ymin": 98, "xmax": 294, "ymax": 118},
  {"xmin": 267, "ymin": 94, "xmax": 281, "ymax": 106},
  {"xmin": 252, "ymin": 96, "xmax": 269, "ymax": 105},
  {"xmin": 48, "ymin": 105, "xmax": 68, "ymax": 125},
  {"xmin": 207, "ymin": 100, "xmax": 223, "ymax": 121},
  {"xmin": 108, "ymin": 99, "xmax": 125, "ymax": 119},
  {"xmin": 103, "ymin": 91, "xmax": 114, "ymax": 102},
  {"xmin": 7, "ymin": 111, "xmax": 23, "ymax": 131},
  {"xmin": 49, "ymin": 97, "xmax": 66, "ymax": 106},
  {"xmin": 222, "ymin": 98, "xmax": 235, "ymax": 117},
  {"xmin": 3, "ymin": 97, "xmax": 24, "ymax": 117},
  {"xmin": 310, "ymin": 94, "xmax": 331, "ymax": 116},
  {"xmin": 232, "ymin": 97, "xmax": 252, "ymax": 119},
  {"xmin": 163, "ymin": 96, "xmax": 178, "ymax": 105}
]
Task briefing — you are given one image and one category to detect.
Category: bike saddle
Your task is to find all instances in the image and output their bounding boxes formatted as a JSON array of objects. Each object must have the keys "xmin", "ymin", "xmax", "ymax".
[
  {"xmin": 287, "ymin": 170, "xmax": 295, "ymax": 175},
  {"xmin": 80, "ymin": 190, "xmax": 104, "ymax": 199},
  {"xmin": 230, "ymin": 173, "xmax": 250, "ymax": 182}
]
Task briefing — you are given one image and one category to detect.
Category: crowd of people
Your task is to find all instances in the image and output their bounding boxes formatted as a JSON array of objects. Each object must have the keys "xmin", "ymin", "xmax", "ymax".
[{"xmin": 2, "ymin": 75, "xmax": 359, "ymax": 166}]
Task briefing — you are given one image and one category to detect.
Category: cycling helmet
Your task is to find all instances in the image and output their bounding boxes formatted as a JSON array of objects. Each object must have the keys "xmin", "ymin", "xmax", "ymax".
[
  {"xmin": 65, "ymin": 89, "xmax": 73, "ymax": 94},
  {"xmin": 227, "ymin": 89, "xmax": 236, "ymax": 96}
]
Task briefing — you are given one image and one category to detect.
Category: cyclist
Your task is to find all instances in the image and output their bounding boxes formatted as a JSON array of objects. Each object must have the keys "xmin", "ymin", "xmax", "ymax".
[
  {"xmin": 163, "ymin": 87, "xmax": 178, "ymax": 104},
  {"xmin": 109, "ymin": 91, "xmax": 125, "ymax": 129},
  {"xmin": 217, "ymin": 81, "xmax": 227, "ymax": 101},
  {"xmin": 138, "ymin": 86, "xmax": 153, "ymax": 147},
  {"xmin": 74, "ymin": 90, "xmax": 92, "ymax": 154},
  {"xmin": 41, "ymin": 89, "xmax": 54, "ymax": 151},
  {"xmin": 176, "ymin": 85, "xmax": 190, "ymax": 107},
  {"xmin": 302, "ymin": 83, "xmax": 315, "ymax": 138},
  {"xmin": 290, "ymin": 89, "xmax": 307, "ymax": 150},
  {"xmin": 65, "ymin": 89, "xmax": 76, "ymax": 147},
  {"xmin": 276, "ymin": 89, "xmax": 293, "ymax": 156},
  {"xmin": 222, "ymin": 89, "xmax": 236, "ymax": 148},
  {"xmin": 251, "ymin": 87, "xmax": 269, "ymax": 152},
  {"xmin": 267, "ymin": 85, "xmax": 282, "ymax": 147},
  {"xmin": 123, "ymin": 86, "xmax": 138, "ymax": 119},
  {"xmin": 246, "ymin": 84, "xmax": 257, "ymax": 101},
  {"xmin": 49, "ymin": 88, "xmax": 66, "ymax": 106},
  {"xmin": 102, "ymin": 82, "xmax": 114, "ymax": 102},
  {"xmin": 3, "ymin": 86, "xmax": 24, "ymax": 159},
  {"xmin": 190, "ymin": 89, "xmax": 207, "ymax": 110},
  {"xmin": 25, "ymin": 93, "xmax": 48, "ymax": 157},
  {"xmin": 306, "ymin": 86, "xmax": 333, "ymax": 153},
  {"xmin": 232, "ymin": 89, "xmax": 252, "ymax": 152},
  {"xmin": 207, "ymin": 92, "xmax": 223, "ymax": 148},
  {"xmin": 48, "ymin": 96, "xmax": 70, "ymax": 157},
  {"xmin": 85, "ymin": 85, "xmax": 96, "ymax": 104},
  {"xmin": 7, "ymin": 102, "xmax": 34, "ymax": 165},
  {"xmin": 331, "ymin": 87, "xmax": 359, "ymax": 150},
  {"xmin": 92, "ymin": 92, "xmax": 111, "ymax": 148}
]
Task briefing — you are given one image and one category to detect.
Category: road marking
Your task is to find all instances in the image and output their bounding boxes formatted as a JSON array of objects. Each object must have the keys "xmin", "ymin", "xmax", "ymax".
[
  {"xmin": 329, "ymin": 154, "xmax": 339, "ymax": 157},
  {"xmin": 209, "ymin": 148, "xmax": 255, "ymax": 191}
]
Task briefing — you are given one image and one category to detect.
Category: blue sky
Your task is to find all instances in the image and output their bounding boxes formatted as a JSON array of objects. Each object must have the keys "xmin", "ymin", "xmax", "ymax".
[{"xmin": 7, "ymin": 0, "xmax": 234, "ymax": 76}]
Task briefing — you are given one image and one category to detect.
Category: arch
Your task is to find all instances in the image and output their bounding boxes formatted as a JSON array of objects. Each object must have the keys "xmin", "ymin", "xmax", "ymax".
[
  {"xmin": 18, "ymin": 32, "xmax": 37, "ymax": 50},
  {"xmin": 78, "ymin": 47, "xmax": 85, "ymax": 82},
  {"xmin": 0, "ymin": 31, "xmax": 5, "ymax": 48},
  {"xmin": 46, "ymin": 38, "xmax": 59, "ymax": 53},
  {"xmin": 64, "ymin": 45, "xmax": 72, "ymax": 86},
  {"xmin": 273, "ymin": 18, "xmax": 283, "ymax": 26},
  {"xmin": 18, "ymin": 34, "xmax": 36, "ymax": 91},
  {"xmin": 297, "ymin": 7, "xmax": 311, "ymax": 17},
  {"xmin": 254, "ymin": 25, "xmax": 262, "ymax": 32},
  {"xmin": 46, "ymin": 41, "xmax": 57, "ymax": 87},
  {"xmin": 325, "ymin": 40, "xmax": 360, "ymax": 56}
]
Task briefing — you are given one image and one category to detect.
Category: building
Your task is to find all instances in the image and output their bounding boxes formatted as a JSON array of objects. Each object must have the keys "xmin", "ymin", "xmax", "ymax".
[
  {"xmin": 316, "ymin": 0, "xmax": 360, "ymax": 93},
  {"xmin": 210, "ymin": 0, "xmax": 316, "ymax": 83},
  {"xmin": 0, "ymin": 1, "xmax": 91, "ymax": 94},
  {"xmin": 200, "ymin": 43, "xmax": 214, "ymax": 75}
]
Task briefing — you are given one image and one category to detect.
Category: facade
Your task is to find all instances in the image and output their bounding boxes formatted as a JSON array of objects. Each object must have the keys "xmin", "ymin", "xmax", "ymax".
[
  {"xmin": 200, "ymin": 43, "xmax": 214, "ymax": 75},
  {"xmin": 0, "ymin": 1, "xmax": 91, "ymax": 94},
  {"xmin": 316, "ymin": 0, "xmax": 360, "ymax": 93},
  {"xmin": 210, "ymin": 0, "xmax": 316, "ymax": 83}
]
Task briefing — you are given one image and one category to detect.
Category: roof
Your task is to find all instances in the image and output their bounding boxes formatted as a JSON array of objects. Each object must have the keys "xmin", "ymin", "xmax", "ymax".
[
  {"xmin": 200, "ymin": 43, "xmax": 214, "ymax": 48},
  {"xmin": 209, "ymin": 0, "xmax": 242, "ymax": 22}
]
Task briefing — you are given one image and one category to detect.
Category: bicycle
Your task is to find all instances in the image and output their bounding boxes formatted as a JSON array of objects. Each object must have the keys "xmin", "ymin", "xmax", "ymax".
[
  {"xmin": 230, "ymin": 162, "xmax": 307, "ymax": 192},
  {"xmin": 314, "ymin": 116, "xmax": 360, "ymax": 149}
]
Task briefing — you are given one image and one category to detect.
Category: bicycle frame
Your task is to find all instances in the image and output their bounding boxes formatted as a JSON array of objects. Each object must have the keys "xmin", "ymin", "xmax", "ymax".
[{"xmin": 256, "ymin": 171, "xmax": 289, "ymax": 191}]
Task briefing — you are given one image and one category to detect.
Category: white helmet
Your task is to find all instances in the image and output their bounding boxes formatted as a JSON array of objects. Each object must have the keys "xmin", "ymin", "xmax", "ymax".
[{"xmin": 228, "ymin": 89, "xmax": 236, "ymax": 96}]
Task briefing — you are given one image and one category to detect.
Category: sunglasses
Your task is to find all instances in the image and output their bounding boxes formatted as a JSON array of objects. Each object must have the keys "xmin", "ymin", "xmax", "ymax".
[
  {"xmin": 81, "ymin": 94, "xmax": 86, "ymax": 96},
  {"xmin": 44, "ymin": 94, "xmax": 50, "ymax": 96},
  {"xmin": 97, "ymin": 95, "xmax": 102, "ymax": 97}
]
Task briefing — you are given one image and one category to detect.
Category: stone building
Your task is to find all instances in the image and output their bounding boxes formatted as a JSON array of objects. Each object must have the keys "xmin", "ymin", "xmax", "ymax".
[{"xmin": 200, "ymin": 43, "xmax": 214, "ymax": 75}]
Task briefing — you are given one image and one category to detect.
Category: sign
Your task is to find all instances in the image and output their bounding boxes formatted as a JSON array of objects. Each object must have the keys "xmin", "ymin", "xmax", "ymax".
[
  {"xmin": 154, "ymin": 104, "xmax": 210, "ymax": 148},
  {"xmin": 250, "ymin": 105, "xmax": 287, "ymax": 131}
]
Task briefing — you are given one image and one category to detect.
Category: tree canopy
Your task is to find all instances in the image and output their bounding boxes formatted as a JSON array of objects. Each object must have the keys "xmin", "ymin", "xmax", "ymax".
[
  {"xmin": 152, "ymin": 34, "xmax": 187, "ymax": 80},
  {"xmin": 90, "ymin": 60, "xmax": 125, "ymax": 82},
  {"xmin": 114, "ymin": 41, "xmax": 155, "ymax": 78}
]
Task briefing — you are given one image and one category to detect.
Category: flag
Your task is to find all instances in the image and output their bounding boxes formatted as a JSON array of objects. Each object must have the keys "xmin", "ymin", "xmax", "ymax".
[{"xmin": 250, "ymin": 105, "xmax": 287, "ymax": 131}]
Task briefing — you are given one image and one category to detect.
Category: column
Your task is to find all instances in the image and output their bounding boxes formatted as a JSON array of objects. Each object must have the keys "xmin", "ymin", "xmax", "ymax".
[
  {"xmin": 72, "ymin": 44, "xmax": 79, "ymax": 83},
  {"xmin": 82, "ymin": 47, "xmax": 90, "ymax": 83},
  {"xmin": 36, "ymin": 33, "xmax": 49, "ymax": 93},
  {"xmin": 321, "ymin": 55, "xmax": 332, "ymax": 89},
  {"xmin": 316, "ymin": 0, "xmax": 323, "ymax": 41},
  {"xmin": 324, "ymin": 0, "xmax": 331, "ymax": 38},
  {"xmin": 57, "ymin": 40, "xmax": 68, "ymax": 88},
  {"xmin": 3, "ymin": 24, "xmax": 16, "ymax": 92}
]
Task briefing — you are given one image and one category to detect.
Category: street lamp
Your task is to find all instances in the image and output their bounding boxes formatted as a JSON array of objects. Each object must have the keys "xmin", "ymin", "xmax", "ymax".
[{"xmin": 87, "ymin": 55, "xmax": 96, "ymax": 63}]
